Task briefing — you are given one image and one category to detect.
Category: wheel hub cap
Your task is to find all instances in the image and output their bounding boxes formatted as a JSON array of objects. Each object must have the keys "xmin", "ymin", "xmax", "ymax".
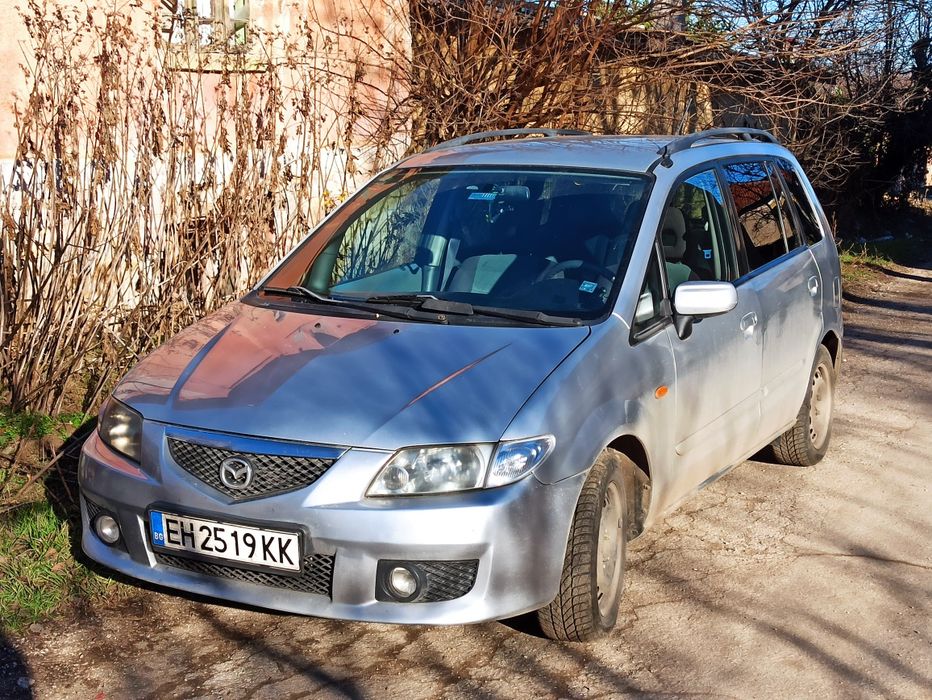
[
  {"xmin": 809, "ymin": 362, "xmax": 833, "ymax": 449},
  {"xmin": 596, "ymin": 482, "xmax": 623, "ymax": 617}
]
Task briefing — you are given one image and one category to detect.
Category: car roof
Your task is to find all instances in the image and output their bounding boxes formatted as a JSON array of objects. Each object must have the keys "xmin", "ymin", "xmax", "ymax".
[{"xmin": 398, "ymin": 133, "xmax": 791, "ymax": 174}]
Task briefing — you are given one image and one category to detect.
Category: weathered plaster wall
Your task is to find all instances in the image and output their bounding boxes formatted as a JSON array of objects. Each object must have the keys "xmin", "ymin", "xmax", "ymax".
[{"xmin": 0, "ymin": 0, "xmax": 410, "ymax": 167}]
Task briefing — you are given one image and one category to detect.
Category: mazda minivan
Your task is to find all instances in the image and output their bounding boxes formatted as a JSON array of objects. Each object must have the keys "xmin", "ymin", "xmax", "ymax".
[{"xmin": 80, "ymin": 128, "xmax": 842, "ymax": 641}]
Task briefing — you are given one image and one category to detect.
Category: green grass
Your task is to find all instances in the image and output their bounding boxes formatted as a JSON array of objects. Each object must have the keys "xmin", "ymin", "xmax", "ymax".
[
  {"xmin": 0, "ymin": 501, "xmax": 115, "ymax": 632},
  {"xmin": 837, "ymin": 202, "xmax": 931, "ymax": 285},
  {"xmin": 838, "ymin": 234, "xmax": 927, "ymax": 285},
  {"xmin": 838, "ymin": 243, "xmax": 896, "ymax": 284},
  {"xmin": 0, "ymin": 410, "xmax": 88, "ymax": 449},
  {"xmin": 0, "ymin": 406, "xmax": 116, "ymax": 632},
  {"xmin": 0, "ymin": 408, "xmax": 90, "ymax": 505}
]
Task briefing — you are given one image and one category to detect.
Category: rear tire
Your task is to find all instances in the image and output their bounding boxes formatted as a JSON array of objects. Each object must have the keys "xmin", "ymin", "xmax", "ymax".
[
  {"xmin": 771, "ymin": 345, "xmax": 835, "ymax": 466},
  {"xmin": 538, "ymin": 451, "xmax": 628, "ymax": 642}
]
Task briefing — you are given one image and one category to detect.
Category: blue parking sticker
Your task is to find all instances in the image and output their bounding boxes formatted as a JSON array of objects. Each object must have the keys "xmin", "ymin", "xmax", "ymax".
[{"xmin": 579, "ymin": 281, "xmax": 598, "ymax": 293}]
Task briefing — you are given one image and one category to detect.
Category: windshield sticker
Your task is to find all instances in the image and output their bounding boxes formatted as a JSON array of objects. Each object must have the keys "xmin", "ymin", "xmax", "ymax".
[
  {"xmin": 579, "ymin": 281, "xmax": 598, "ymax": 293},
  {"xmin": 468, "ymin": 192, "xmax": 497, "ymax": 200}
]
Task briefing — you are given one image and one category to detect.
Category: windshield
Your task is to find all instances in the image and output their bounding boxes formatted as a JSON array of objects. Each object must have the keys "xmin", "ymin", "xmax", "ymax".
[{"xmin": 260, "ymin": 167, "xmax": 651, "ymax": 321}]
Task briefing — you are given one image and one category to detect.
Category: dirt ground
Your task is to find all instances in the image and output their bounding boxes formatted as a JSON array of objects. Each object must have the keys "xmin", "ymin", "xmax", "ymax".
[{"xmin": 2, "ymin": 261, "xmax": 930, "ymax": 699}]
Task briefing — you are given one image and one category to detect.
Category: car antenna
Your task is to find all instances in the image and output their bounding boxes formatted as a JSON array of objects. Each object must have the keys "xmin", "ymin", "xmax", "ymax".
[{"xmin": 675, "ymin": 97, "xmax": 693, "ymax": 136}]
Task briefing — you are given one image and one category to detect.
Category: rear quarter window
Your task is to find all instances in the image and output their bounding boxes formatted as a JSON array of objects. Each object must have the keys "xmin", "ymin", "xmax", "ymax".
[
  {"xmin": 766, "ymin": 162, "xmax": 804, "ymax": 251},
  {"xmin": 773, "ymin": 158, "xmax": 824, "ymax": 245}
]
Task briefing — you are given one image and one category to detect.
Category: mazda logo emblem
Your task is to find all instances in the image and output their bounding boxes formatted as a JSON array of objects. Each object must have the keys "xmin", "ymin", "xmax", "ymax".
[{"xmin": 219, "ymin": 456, "xmax": 254, "ymax": 490}]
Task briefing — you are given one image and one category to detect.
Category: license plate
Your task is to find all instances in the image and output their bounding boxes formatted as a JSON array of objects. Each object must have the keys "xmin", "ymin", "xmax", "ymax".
[{"xmin": 150, "ymin": 511, "xmax": 301, "ymax": 572}]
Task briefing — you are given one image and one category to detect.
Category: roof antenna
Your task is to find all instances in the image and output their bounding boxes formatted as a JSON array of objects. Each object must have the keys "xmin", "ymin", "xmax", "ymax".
[{"xmin": 675, "ymin": 97, "xmax": 694, "ymax": 136}]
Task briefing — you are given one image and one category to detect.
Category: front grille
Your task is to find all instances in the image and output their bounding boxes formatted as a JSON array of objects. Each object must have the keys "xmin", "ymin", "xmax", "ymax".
[
  {"xmin": 419, "ymin": 560, "xmax": 480, "ymax": 602},
  {"xmin": 155, "ymin": 551, "xmax": 335, "ymax": 597},
  {"xmin": 167, "ymin": 438, "xmax": 336, "ymax": 501}
]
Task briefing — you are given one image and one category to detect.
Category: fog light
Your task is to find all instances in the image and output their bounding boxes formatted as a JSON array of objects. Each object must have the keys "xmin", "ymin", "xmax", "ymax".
[
  {"xmin": 94, "ymin": 514, "xmax": 121, "ymax": 545},
  {"xmin": 376, "ymin": 560, "xmax": 429, "ymax": 602},
  {"xmin": 388, "ymin": 566, "xmax": 418, "ymax": 598}
]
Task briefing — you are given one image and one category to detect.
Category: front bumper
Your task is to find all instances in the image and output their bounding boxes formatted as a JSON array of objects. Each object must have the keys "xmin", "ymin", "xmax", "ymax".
[{"xmin": 78, "ymin": 424, "xmax": 585, "ymax": 624}]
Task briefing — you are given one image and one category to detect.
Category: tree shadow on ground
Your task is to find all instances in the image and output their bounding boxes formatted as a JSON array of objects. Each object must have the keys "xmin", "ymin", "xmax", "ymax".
[
  {"xmin": 842, "ymin": 290, "xmax": 931, "ymax": 316},
  {"xmin": 863, "ymin": 263, "xmax": 932, "ymax": 281},
  {"xmin": 0, "ymin": 631, "xmax": 32, "ymax": 700},
  {"xmin": 198, "ymin": 612, "xmax": 368, "ymax": 699}
]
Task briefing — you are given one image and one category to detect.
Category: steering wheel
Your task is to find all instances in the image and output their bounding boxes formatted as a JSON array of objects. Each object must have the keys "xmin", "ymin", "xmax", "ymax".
[{"xmin": 536, "ymin": 259, "xmax": 615, "ymax": 287}]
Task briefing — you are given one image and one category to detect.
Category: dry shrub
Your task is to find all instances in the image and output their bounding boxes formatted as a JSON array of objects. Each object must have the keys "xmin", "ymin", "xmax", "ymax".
[
  {"xmin": 0, "ymin": 0, "xmax": 406, "ymax": 417},
  {"xmin": 392, "ymin": 1, "xmax": 924, "ymax": 198}
]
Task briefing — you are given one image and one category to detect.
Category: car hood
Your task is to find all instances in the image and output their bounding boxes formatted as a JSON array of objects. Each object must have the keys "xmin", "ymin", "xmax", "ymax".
[{"xmin": 114, "ymin": 301, "xmax": 590, "ymax": 449}]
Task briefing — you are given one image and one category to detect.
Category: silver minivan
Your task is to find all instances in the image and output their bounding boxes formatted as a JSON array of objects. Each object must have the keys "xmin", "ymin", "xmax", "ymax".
[{"xmin": 80, "ymin": 128, "xmax": 842, "ymax": 641}]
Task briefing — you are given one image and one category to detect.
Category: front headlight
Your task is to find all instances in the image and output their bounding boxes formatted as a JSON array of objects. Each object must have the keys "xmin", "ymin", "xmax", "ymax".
[
  {"xmin": 98, "ymin": 397, "xmax": 143, "ymax": 463},
  {"xmin": 367, "ymin": 445, "xmax": 490, "ymax": 496},
  {"xmin": 367, "ymin": 435, "xmax": 556, "ymax": 497}
]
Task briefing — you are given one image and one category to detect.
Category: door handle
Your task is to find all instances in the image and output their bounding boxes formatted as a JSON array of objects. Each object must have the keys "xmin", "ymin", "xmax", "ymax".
[
  {"xmin": 808, "ymin": 275, "xmax": 820, "ymax": 297},
  {"xmin": 739, "ymin": 311, "xmax": 758, "ymax": 336}
]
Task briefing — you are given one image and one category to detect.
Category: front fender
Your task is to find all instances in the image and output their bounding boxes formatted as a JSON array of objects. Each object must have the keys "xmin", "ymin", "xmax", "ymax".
[{"xmin": 501, "ymin": 320, "xmax": 675, "ymax": 499}]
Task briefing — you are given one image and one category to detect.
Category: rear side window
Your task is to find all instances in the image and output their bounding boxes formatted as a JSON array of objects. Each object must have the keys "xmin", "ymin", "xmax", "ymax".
[
  {"xmin": 772, "ymin": 158, "xmax": 824, "ymax": 245},
  {"xmin": 722, "ymin": 161, "xmax": 788, "ymax": 272},
  {"xmin": 766, "ymin": 162, "xmax": 803, "ymax": 250}
]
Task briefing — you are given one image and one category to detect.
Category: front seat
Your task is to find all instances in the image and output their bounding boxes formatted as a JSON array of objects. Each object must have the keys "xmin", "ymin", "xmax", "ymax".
[
  {"xmin": 446, "ymin": 195, "xmax": 549, "ymax": 295},
  {"xmin": 661, "ymin": 207, "xmax": 697, "ymax": 292}
]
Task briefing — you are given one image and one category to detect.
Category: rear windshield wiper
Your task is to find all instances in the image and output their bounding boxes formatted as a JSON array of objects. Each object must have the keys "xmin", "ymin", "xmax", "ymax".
[
  {"xmin": 362, "ymin": 294, "xmax": 581, "ymax": 327},
  {"xmin": 259, "ymin": 286, "xmax": 438, "ymax": 322}
]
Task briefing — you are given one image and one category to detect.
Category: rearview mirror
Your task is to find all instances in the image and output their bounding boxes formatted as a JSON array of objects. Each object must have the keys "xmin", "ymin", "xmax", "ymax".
[
  {"xmin": 495, "ymin": 185, "xmax": 530, "ymax": 202},
  {"xmin": 673, "ymin": 281, "xmax": 737, "ymax": 318}
]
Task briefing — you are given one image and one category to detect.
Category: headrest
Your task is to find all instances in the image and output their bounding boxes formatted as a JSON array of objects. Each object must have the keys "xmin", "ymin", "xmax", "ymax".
[{"xmin": 661, "ymin": 207, "xmax": 687, "ymax": 260}]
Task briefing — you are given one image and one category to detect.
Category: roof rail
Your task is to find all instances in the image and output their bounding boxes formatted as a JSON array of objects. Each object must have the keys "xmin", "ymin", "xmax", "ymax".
[
  {"xmin": 426, "ymin": 128, "xmax": 591, "ymax": 152},
  {"xmin": 653, "ymin": 128, "xmax": 780, "ymax": 169}
]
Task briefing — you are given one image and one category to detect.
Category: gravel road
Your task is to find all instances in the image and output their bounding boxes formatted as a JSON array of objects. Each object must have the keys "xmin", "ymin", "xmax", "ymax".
[{"xmin": 4, "ymin": 262, "xmax": 930, "ymax": 699}]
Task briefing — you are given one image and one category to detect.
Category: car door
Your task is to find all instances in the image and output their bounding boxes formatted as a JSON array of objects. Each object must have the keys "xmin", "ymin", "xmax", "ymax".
[
  {"xmin": 656, "ymin": 168, "xmax": 764, "ymax": 489},
  {"xmin": 721, "ymin": 160, "xmax": 823, "ymax": 446}
]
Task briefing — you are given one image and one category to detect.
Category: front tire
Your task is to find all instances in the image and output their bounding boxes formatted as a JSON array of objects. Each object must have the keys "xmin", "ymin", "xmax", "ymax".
[
  {"xmin": 771, "ymin": 344, "xmax": 836, "ymax": 466},
  {"xmin": 538, "ymin": 451, "xmax": 628, "ymax": 642}
]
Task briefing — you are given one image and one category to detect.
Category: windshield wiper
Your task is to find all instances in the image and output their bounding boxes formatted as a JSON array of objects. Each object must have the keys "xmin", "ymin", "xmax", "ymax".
[
  {"xmin": 262, "ymin": 285, "xmax": 335, "ymax": 303},
  {"xmin": 259, "ymin": 286, "xmax": 437, "ymax": 322},
  {"xmin": 468, "ymin": 304, "xmax": 582, "ymax": 327},
  {"xmin": 362, "ymin": 294, "xmax": 581, "ymax": 327},
  {"xmin": 363, "ymin": 293, "xmax": 474, "ymax": 315}
]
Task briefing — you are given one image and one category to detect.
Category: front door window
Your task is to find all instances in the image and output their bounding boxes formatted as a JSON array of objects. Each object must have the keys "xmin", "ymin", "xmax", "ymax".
[{"xmin": 659, "ymin": 169, "xmax": 737, "ymax": 293}]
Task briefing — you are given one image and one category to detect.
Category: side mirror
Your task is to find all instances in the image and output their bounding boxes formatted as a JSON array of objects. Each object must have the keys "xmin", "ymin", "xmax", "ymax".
[
  {"xmin": 673, "ymin": 281, "xmax": 738, "ymax": 318},
  {"xmin": 672, "ymin": 281, "xmax": 737, "ymax": 340}
]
